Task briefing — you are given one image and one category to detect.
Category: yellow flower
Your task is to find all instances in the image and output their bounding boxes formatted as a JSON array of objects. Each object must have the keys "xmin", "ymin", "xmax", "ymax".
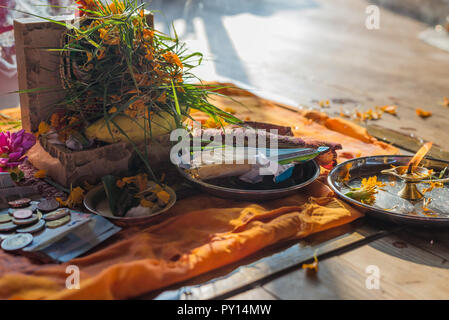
[
  {"xmin": 156, "ymin": 92, "xmax": 166, "ymax": 103},
  {"xmin": 125, "ymin": 98, "xmax": 146, "ymax": 118},
  {"xmin": 422, "ymin": 181, "xmax": 443, "ymax": 194},
  {"xmin": 116, "ymin": 174, "xmax": 148, "ymax": 191},
  {"xmin": 416, "ymin": 108, "xmax": 432, "ymax": 118},
  {"xmin": 140, "ymin": 199, "xmax": 154, "ymax": 208},
  {"xmin": 156, "ymin": 190, "xmax": 170, "ymax": 204},
  {"xmin": 380, "ymin": 105, "xmax": 397, "ymax": 115},
  {"xmin": 109, "ymin": 1, "xmax": 125, "ymax": 14},
  {"xmin": 99, "ymin": 28, "xmax": 108, "ymax": 39},
  {"xmin": 203, "ymin": 117, "xmax": 228, "ymax": 129},
  {"xmin": 108, "ymin": 106, "xmax": 118, "ymax": 114},
  {"xmin": 443, "ymin": 96, "xmax": 449, "ymax": 107},
  {"xmin": 34, "ymin": 169, "xmax": 47, "ymax": 179},
  {"xmin": 56, "ymin": 186, "xmax": 85, "ymax": 208},
  {"xmin": 86, "ymin": 51, "xmax": 93, "ymax": 62},
  {"xmin": 345, "ymin": 176, "xmax": 386, "ymax": 205},
  {"xmin": 340, "ymin": 163, "xmax": 352, "ymax": 181},
  {"xmin": 142, "ymin": 29, "xmax": 154, "ymax": 41},
  {"xmin": 36, "ymin": 121, "xmax": 50, "ymax": 137},
  {"xmin": 116, "ymin": 179, "xmax": 126, "ymax": 188},
  {"xmin": 162, "ymin": 51, "xmax": 183, "ymax": 69},
  {"xmin": 96, "ymin": 48, "xmax": 106, "ymax": 60},
  {"xmin": 224, "ymin": 107, "xmax": 236, "ymax": 114},
  {"xmin": 144, "ymin": 48, "xmax": 153, "ymax": 61},
  {"xmin": 302, "ymin": 251, "xmax": 318, "ymax": 272}
]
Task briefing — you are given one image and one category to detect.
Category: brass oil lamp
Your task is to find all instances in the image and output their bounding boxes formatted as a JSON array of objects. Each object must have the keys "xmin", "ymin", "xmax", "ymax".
[{"xmin": 381, "ymin": 142, "xmax": 449, "ymax": 200}]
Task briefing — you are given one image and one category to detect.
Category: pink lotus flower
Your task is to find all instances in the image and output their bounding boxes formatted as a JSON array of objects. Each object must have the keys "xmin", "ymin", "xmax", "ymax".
[{"xmin": 0, "ymin": 129, "xmax": 36, "ymax": 172}]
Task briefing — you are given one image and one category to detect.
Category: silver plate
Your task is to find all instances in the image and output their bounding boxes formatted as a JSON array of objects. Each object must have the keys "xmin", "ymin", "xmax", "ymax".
[
  {"xmin": 83, "ymin": 185, "xmax": 177, "ymax": 226},
  {"xmin": 328, "ymin": 155, "xmax": 449, "ymax": 226},
  {"xmin": 177, "ymin": 160, "xmax": 320, "ymax": 201}
]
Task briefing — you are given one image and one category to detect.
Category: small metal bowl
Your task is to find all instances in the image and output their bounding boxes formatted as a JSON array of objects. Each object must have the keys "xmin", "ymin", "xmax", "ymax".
[
  {"xmin": 177, "ymin": 160, "xmax": 320, "ymax": 201},
  {"xmin": 328, "ymin": 155, "xmax": 449, "ymax": 226},
  {"xmin": 83, "ymin": 185, "xmax": 177, "ymax": 227}
]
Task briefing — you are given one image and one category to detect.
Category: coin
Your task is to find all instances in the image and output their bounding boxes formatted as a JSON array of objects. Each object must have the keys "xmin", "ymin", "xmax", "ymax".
[
  {"xmin": 1, "ymin": 233, "xmax": 33, "ymax": 251},
  {"xmin": 17, "ymin": 220, "xmax": 46, "ymax": 234},
  {"xmin": 0, "ymin": 222, "xmax": 17, "ymax": 232},
  {"xmin": 13, "ymin": 209, "xmax": 33, "ymax": 220},
  {"xmin": 37, "ymin": 198, "xmax": 60, "ymax": 213},
  {"xmin": 12, "ymin": 214, "xmax": 39, "ymax": 226},
  {"xmin": 8, "ymin": 204, "xmax": 36, "ymax": 216},
  {"xmin": 8, "ymin": 198, "xmax": 31, "ymax": 208},
  {"xmin": 46, "ymin": 214, "xmax": 71, "ymax": 228},
  {"xmin": 44, "ymin": 208, "xmax": 70, "ymax": 221},
  {"xmin": 0, "ymin": 214, "xmax": 12, "ymax": 224}
]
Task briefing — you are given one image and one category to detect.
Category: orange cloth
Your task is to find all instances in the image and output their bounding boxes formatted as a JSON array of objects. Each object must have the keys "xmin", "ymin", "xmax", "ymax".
[{"xmin": 0, "ymin": 85, "xmax": 399, "ymax": 299}]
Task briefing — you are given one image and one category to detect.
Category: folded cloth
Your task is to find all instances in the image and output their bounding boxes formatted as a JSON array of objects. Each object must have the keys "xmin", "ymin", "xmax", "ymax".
[
  {"xmin": 0, "ymin": 83, "xmax": 399, "ymax": 299},
  {"xmin": 0, "ymin": 182, "xmax": 361, "ymax": 299}
]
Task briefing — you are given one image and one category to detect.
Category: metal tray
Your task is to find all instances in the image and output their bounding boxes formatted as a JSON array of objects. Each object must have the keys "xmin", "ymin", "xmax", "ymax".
[
  {"xmin": 177, "ymin": 160, "xmax": 320, "ymax": 201},
  {"xmin": 328, "ymin": 155, "xmax": 449, "ymax": 226}
]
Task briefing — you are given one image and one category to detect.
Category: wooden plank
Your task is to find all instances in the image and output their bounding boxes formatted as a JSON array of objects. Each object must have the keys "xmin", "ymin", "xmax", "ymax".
[
  {"xmin": 262, "ymin": 234, "xmax": 449, "ymax": 299},
  {"xmin": 395, "ymin": 227, "xmax": 449, "ymax": 262},
  {"xmin": 366, "ymin": 124, "xmax": 449, "ymax": 160},
  {"xmin": 171, "ymin": 0, "xmax": 449, "ymax": 147},
  {"xmin": 150, "ymin": 220, "xmax": 396, "ymax": 300}
]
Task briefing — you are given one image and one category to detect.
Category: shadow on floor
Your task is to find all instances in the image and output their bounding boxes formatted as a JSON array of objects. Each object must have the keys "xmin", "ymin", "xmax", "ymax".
[{"xmin": 145, "ymin": 0, "xmax": 318, "ymax": 84}]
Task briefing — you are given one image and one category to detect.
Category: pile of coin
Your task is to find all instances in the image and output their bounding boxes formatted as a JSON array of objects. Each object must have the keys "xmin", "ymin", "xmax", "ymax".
[{"xmin": 0, "ymin": 197, "xmax": 72, "ymax": 251}]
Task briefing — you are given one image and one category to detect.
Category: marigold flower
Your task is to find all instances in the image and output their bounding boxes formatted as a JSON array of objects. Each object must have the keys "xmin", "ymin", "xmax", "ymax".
[
  {"xmin": 140, "ymin": 199, "xmax": 154, "ymax": 208},
  {"xmin": 203, "ymin": 117, "xmax": 228, "ymax": 129},
  {"xmin": 422, "ymin": 181, "xmax": 443, "ymax": 194},
  {"xmin": 109, "ymin": 2, "xmax": 125, "ymax": 14},
  {"xmin": 224, "ymin": 107, "xmax": 236, "ymax": 114},
  {"xmin": 156, "ymin": 190, "xmax": 170, "ymax": 204},
  {"xmin": 56, "ymin": 186, "xmax": 85, "ymax": 208},
  {"xmin": 156, "ymin": 92, "xmax": 167, "ymax": 103},
  {"xmin": 345, "ymin": 176, "xmax": 386, "ymax": 205},
  {"xmin": 34, "ymin": 169, "xmax": 47, "ymax": 179},
  {"xmin": 416, "ymin": 108, "xmax": 432, "ymax": 118},
  {"xmin": 96, "ymin": 48, "xmax": 106, "ymax": 60},
  {"xmin": 162, "ymin": 51, "xmax": 183, "ymax": 69},
  {"xmin": 36, "ymin": 121, "xmax": 50, "ymax": 137},
  {"xmin": 145, "ymin": 48, "xmax": 153, "ymax": 61},
  {"xmin": 302, "ymin": 251, "xmax": 318, "ymax": 272},
  {"xmin": 76, "ymin": 0, "xmax": 100, "ymax": 16},
  {"xmin": 380, "ymin": 105, "xmax": 397, "ymax": 115},
  {"xmin": 86, "ymin": 51, "xmax": 93, "ymax": 62},
  {"xmin": 142, "ymin": 29, "xmax": 154, "ymax": 41},
  {"xmin": 116, "ymin": 179, "xmax": 126, "ymax": 188},
  {"xmin": 443, "ymin": 96, "xmax": 449, "ymax": 107},
  {"xmin": 108, "ymin": 107, "xmax": 118, "ymax": 114}
]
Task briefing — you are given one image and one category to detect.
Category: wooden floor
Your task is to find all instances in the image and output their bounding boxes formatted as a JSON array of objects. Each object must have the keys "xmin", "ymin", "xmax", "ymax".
[
  {"xmin": 148, "ymin": 216, "xmax": 449, "ymax": 300},
  {"xmin": 141, "ymin": 0, "xmax": 449, "ymax": 300},
  {"xmin": 150, "ymin": 0, "xmax": 449, "ymax": 151}
]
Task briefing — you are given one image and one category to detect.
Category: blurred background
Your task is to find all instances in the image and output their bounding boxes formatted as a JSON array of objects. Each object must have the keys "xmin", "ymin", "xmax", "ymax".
[{"xmin": 1, "ymin": 0, "xmax": 448, "ymax": 115}]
